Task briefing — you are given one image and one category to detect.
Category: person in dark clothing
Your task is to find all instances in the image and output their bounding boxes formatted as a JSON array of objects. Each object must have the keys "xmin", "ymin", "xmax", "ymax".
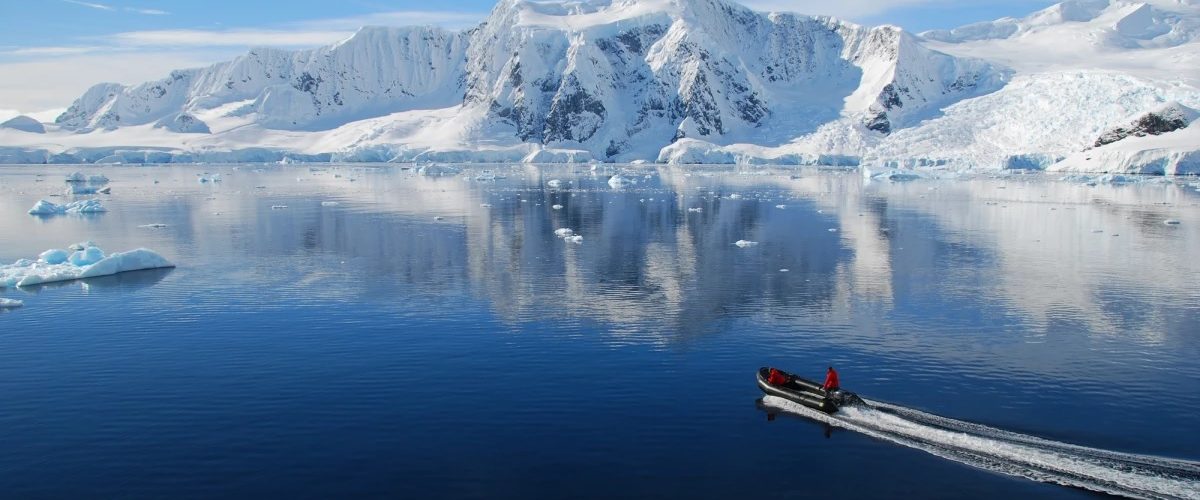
[{"xmin": 822, "ymin": 366, "xmax": 840, "ymax": 392}]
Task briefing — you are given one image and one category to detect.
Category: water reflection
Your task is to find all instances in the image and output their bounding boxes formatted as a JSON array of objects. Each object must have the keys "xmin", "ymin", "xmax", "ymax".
[{"xmin": 1, "ymin": 165, "xmax": 1197, "ymax": 359}]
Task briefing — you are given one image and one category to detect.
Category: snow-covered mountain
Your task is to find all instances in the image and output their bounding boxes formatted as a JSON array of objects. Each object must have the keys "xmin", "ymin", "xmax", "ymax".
[{"xmin": 2, "ymin": 0, "xmax": 1199, "ymax": 173}]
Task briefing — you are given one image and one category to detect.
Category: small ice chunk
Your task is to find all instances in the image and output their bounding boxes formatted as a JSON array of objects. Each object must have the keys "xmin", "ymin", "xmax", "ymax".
[
  {"xmin": 480, "ymin": 203, "xmax": 492, "ymax": 208},
  {"xmin": 89, "ymin": 175, "xmax": 109, "ymax": 184},
  {"xmin": 139, "ymin": 223, "xmax": 168, "ymax": 229},
  {"xmin": 98, "ymin": 186, "xmax": 111, "ymax": 194},
  {"xmin": 271, "ymin": 205, "xmax": 288, "ymax": 209},
  {"xmin": 688, "ymin": 207, "xmax": 703, "ymax": 213},
  {"xmin": 28, "ymin": 200, "xmax": 64, "ymax": 215},
  {"xmin": 321, "ymin": 201, "xmax": 340, "ymax": 206},
  {"xmin": 779, "ymin": 269, "xmax": 790, "ymax": 272},
  {"xmin": 729, "ymin": 194, "xmax": 742, "ymax": 200},
  {"xmin": 39, "ymin": 249, "xmax": 69, "ymax": 264},
  {"xmin": 66, "ymin": 184, "xmax": 98, "ymax": 195},
  {"xmin": 555, "ymin": 228, "xmax": 575, "ymax": 238},
  {"xmin": 67, "ymin": 199, "xmax": 106, "ymax": 213},
  {"xmin": 552, "ymin": 204, "xmax": 564, "ymax": 210},
  {"xmin": 828, "ymin": 228, "xmax": 838, "ymax": 232},
  {"xmin": 734, "ymin": 240, "xmax": 759, "ymax": 248},
  {"xmin": 69, "ymin": 246, "xmax": 106, "ymax": 267},
  {"xmin": 65, "ymin": 172, "xmax": 87, "ymax": 183},
  {"xmin": 69, "ymin": 241, "xmax": 96, "ymax": 251},
  {"xmin": 775, "ymin": 205, "xmax": 786, "ymax": 209},
  {"xmin": 608, "ymin": 175, "xmax": 635, "ymax": 188},
  {"xmin": 0, "ymin": 298, "xmax": 22, "ymax": 309},
  {"xmin": 1164, "ymin": 220, "xmax": 1181, "ymax": 225},
  {"xmin": 547, "ymin": 179, "xmax": 563, "ymax": 188},
  {"xmin": 567, "ymin": 235, "xmax": 583, "ymax": 244},
  {"xmin": 198, "ymin": 177, "xmax": 210, "ymax": 184}
]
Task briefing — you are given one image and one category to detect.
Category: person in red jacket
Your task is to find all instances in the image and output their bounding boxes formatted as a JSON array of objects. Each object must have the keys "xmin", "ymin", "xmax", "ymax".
[
  {"xmin": 767, "ymin": 368, "xmax": 789, "ymax": 386},
  {"xmin": 823, "ymin": 366, "xmax": 840, "ymax": 392}
]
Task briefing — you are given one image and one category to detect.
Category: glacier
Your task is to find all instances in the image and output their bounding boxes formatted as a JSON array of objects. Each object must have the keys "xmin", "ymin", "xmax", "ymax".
[{"xmin": 1, "ymin": 0, "xmax": 1199, "ymax": 173}]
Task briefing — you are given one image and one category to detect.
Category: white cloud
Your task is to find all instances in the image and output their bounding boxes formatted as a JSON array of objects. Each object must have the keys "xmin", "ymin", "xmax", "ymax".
[
  {"xmin": 108, "ymin": 29, "xmax": 355, "ymax": 48},
  {"xmin": 2, "ymin": 46, "xmax": 101, "ymax": 57},
  {"xmin": 126, "ymin": 7, "xmax": 170, "ymax": 15},
  {"xmin": 0, "ymin": 50, "xmax": 237, "ymax": 112},
  {"xmin": 738, "ymin": 0, "xmax": 941, "ymax": 20},
  {"xmin": 62, "ymin": 0, "xmax": 114, "ymax": 11},
  {"xmin": 295, "ymin": 10, "xmax": 486, "ymax": 30}
]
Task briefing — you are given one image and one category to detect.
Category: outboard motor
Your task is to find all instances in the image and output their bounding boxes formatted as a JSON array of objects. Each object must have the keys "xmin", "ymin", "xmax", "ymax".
[{"xmin": 829, "ymin": 390, "xmax": 865, "ymax": 408}]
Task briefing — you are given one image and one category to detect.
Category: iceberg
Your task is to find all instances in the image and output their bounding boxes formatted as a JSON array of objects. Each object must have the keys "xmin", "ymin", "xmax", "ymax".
[
  {"xmin": 28, "ymin": 199, "xmax": 107, "ymax": 215},
  {"xmin": 0, "ymin": 243, "xmax": 175, "ymax": 288}
]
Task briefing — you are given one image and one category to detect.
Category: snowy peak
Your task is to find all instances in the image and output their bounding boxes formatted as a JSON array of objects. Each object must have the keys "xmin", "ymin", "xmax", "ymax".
[
  {"xmin": 922, "ymin": 0, "xmax": 1200, "ymax": 49},
  {"xmin": 0, "ymin": 115, "xmax": 46, "ymax": 134},
  {"xmin": 56, "ymin": 25, "xmax": 470, "ymax": 132}
]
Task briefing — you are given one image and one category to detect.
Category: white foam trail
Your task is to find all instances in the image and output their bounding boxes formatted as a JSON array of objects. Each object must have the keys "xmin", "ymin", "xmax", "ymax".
[{"xmin": 761, "ymin": 395, "xmax": 1200, "ymax": 499}]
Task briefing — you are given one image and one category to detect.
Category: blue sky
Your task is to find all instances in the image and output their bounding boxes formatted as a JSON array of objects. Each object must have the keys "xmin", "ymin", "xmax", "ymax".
[{"xmin": 0, "ymin": 0, "xmax": 1058, "ymax": 118}]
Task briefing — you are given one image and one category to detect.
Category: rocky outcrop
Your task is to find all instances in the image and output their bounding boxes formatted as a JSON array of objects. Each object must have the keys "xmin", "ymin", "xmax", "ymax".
[{"xmin": 1092, "ymin": 102, "xmax": 1197, "ymax": 148}]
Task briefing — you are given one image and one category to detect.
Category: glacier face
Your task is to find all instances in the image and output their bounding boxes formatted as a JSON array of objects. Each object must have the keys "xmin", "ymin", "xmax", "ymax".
[{"xmin": 7, "ymin": 0, "xmax": 1200, "ymax": 172}]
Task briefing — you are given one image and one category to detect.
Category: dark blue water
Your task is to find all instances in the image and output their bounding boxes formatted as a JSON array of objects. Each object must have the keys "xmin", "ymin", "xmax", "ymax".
[{"xmin": 1, "ymin": 165, "xmax": 1198, "ymax": 499}]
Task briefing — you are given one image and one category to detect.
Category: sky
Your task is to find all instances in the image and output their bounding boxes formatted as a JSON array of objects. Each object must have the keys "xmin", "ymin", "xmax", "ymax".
[{"xmin": 0, "ymin": 0, "xmax": 1058, "ymax": 121}]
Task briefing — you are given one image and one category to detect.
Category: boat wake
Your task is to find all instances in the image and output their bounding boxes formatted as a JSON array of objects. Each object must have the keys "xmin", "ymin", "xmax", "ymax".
[{"xmin": 761, "ymin": 395, "xmax": 1200, "ymax": 499}]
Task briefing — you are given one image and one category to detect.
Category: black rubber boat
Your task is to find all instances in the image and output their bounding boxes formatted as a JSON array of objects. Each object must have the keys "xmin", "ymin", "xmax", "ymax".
[{"xmin": 757, "ymin": 367, "xmax": 863, "ymax": 414}]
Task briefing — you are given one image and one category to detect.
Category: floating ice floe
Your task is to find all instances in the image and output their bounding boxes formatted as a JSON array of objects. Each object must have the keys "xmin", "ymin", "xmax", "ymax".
[
  {"xmin": 1, "ymin": 242, "xmax": 175, "ymax": 288},
  {"xmin": 567, "ymin": 235, "xmax": 583, "ymax": 244},
  {"xmin": 0, "ymin": 298, "xmax": 22, "ymax": 308},
  {"xmin": 28, "ymin": 199, "xmax": 107, "ymax": 215},
  {"xmin": 65, "ymin": 184, "xmax": 101, "ymax": 195},
  {"xmin": 775, "ymin": 205, "xmax": 787, "ymax": 209},
  {"xmin": 271, "ymin": 205, "xmax": 288, "ymax": 209},
  {"xmin": 864, "ymin": 167, "xmax": 922, "ymax": 182},
  {"xmin": 729, "ymin": 194, "xmax": 743, "ymax": 199},
  {"xmin": 552, "ymin": 204, "xmax": 564, "ymax": 210},
  {"xmin": 65, "ymin": 172, "xmax": 87, "ymax": 183},
  {"xmin": 734, "ymin": 240, "xmax": 759, "ymax": 248},
  {"xmin": 554, "ymin": 228, "xmax": 575, "ymax": 238},
  {"xmin": 547, "ymin": 179, "xmax": 563, "ymax": 188},
  {"xmin": 688, "ymin": 207, "xmax": 703, "ymax": 213},
  {"xmin": 608, "ymin": 174, "xmax": 635, "ymax": 188},
  {"xmin": 321, "ymin": 201, "xmax": 340, "ymax": 206}
]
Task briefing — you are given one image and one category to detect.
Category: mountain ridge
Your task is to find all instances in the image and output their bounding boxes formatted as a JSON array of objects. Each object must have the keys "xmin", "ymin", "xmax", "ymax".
[{"xmin": 2, "ymin": 0, "xmax": 1198, "ymax": 173}]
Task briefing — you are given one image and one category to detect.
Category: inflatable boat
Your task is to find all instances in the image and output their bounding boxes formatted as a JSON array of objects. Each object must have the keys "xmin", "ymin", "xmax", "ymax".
[{"xmin": 756, "ymin": 367, "xmax": 862, "ymax": 414}]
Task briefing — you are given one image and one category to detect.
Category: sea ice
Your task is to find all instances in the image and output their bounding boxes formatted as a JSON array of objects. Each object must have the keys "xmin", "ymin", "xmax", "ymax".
[
  {"xmin": 547, "ymin": 179, "xmax": 563, "ymax": 188},
  {"xmin": 555, "ymin": 228, "xmax": 575, "ymax": 238},
  {"xmin": 567, "ymin": 235, "xmax": 583, "ymax": 244},
  {"xmin": 0, "ymin": 298, "xmax": 22, "ymax": 308},
  {"xmin": 552, "ymin": 204, "xmax": 564, "ymax": 210},
  {"xmin": 688, "ymin": 207, "xmax": 703, "ymax": 213},
  {"xmin": 1, "ymin": 243, "xmax": 174, "ymax": 288},
  {"xmin": 28, "ymin": 199, "xmax": 107, "ymax": 215},
  {"xmin": 38, "ymin": 250, "xmax": 68, "ymax": 265},
  {"xmin": 734, "ymin": 240, "xmax": 759, "ymax": 248},
  {"xmin": 608, "ymin": 175, "xmax": 635, "ymax": 188}
]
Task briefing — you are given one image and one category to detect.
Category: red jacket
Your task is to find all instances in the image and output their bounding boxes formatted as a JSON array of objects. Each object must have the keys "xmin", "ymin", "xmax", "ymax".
[
  {"xmin": 767, "ymin": 369, "xmax": 789, "ymax": 386},
  {"xmin": 823, "ymin": 369, "xmax": 840, "ymax": 390}
]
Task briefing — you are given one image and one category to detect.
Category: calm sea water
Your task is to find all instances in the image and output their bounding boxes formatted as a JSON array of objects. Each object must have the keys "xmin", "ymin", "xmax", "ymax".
[{"xmin": 1, "ymin": 164, "xmax": 1198, "ymax": 499}]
